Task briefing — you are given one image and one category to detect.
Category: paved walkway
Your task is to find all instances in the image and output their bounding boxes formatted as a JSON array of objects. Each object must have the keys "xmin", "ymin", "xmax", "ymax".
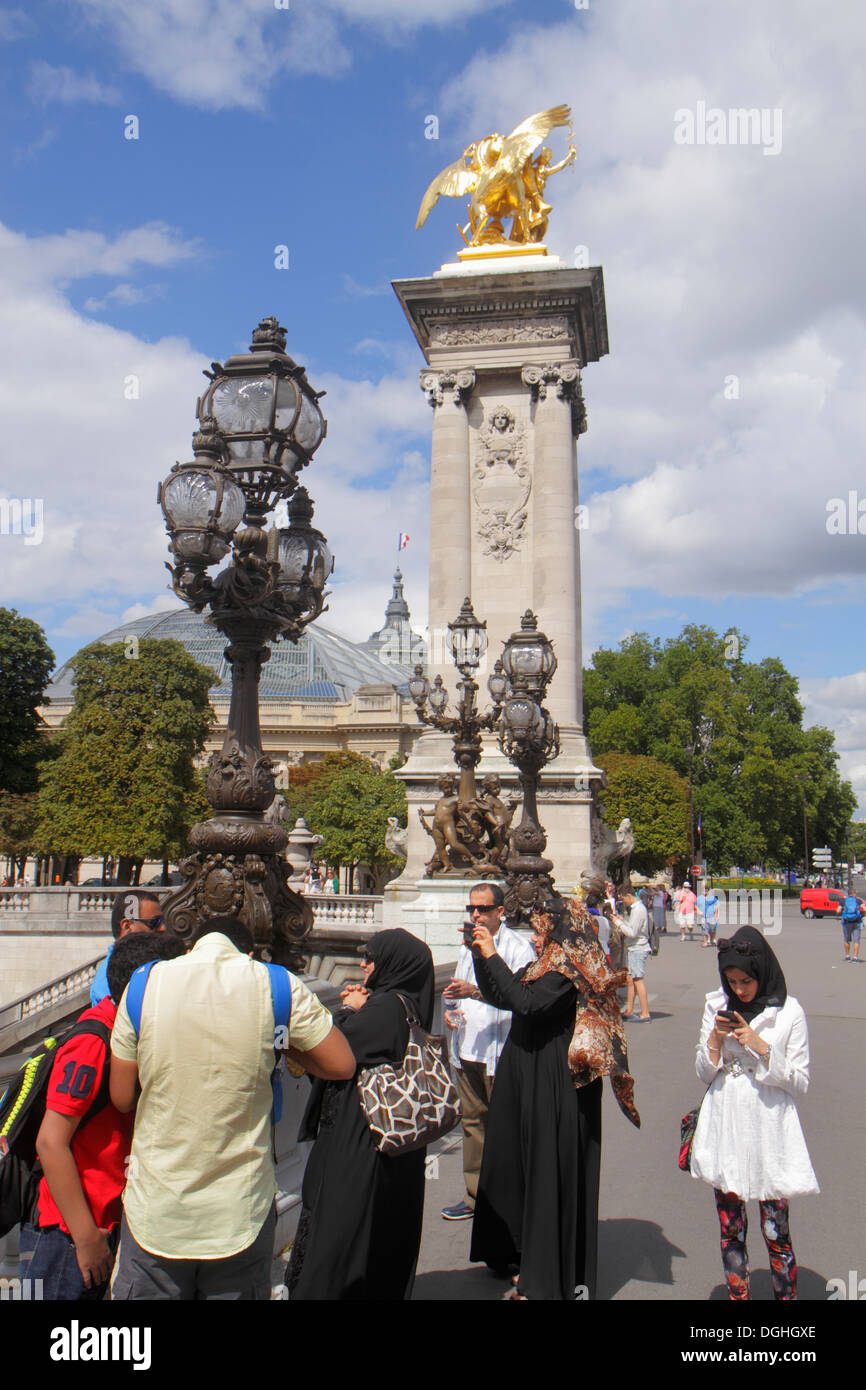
[{"xmin": 413, "ymin": 900, "xmax": 864, "ymax": 1301}]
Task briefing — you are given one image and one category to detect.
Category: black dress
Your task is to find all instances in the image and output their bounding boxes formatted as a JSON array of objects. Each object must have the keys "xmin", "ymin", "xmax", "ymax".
[
  {"xmin": 468, "ymin": 952, "xmax": 603, "ymax": 1302},
  {"xmin": 286, "ymin": 928, "xmax": 434, "ymax": 1301}
]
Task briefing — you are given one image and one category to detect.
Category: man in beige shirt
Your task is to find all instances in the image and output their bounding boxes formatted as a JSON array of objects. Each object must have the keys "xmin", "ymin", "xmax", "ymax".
[{"xmin": 109, "ymin": 916, "xmax": 354, "ymax": 1299}]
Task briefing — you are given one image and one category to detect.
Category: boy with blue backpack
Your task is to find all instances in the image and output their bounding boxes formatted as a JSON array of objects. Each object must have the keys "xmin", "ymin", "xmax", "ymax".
[
  {"xmin": 7, "ymin": 932, "xmax": 183, "ymax": 1300},
  {"xmin": 840, "ymin": 893, "xmax": 863, "ymax": 962}
]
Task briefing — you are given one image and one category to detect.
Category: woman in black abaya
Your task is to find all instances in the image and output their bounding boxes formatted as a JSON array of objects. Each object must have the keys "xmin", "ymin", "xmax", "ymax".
[
  {"xmin": 285, "ymin": 928, "xmax": 434, "ymax": 1301},
  {"xmin": 469, "ymin": 895, "xmax": 640, "ymax": 1301}
]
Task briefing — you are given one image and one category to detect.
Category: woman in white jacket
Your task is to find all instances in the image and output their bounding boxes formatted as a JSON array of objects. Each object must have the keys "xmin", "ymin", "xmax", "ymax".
[{"xmin": 691, "ymin": 926, "xmax": 818, "ymax": 1300}]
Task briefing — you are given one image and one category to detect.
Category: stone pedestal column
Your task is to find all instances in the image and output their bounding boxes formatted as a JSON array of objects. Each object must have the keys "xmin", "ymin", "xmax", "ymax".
[
  {"xmin": 388, "ymin": 262, "xmax": 610, "ymax": 914},
  {"xmin": 420, "ymin": 368, "xmax": 475, "ymax": 691},
  {"xmin": 521, "ymin": 361, "xmax": 583, "ymax": 729}
]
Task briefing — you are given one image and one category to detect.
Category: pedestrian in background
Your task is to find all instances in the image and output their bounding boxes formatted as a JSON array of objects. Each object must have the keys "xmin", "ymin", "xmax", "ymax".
[
  {"xmin": 679, "ymin": 882, "xmax": 697, "ymax": 941},
  {"xmin": 690, "ymin": 927, "xmax": 818, "ymax": 1300},
  {"xmin": 652, "ymin": 885, "xmax": 667, "ymax": 936},
  {"xmin": 441, "ymin": 883, "xmax": 535, "ymax": 1223},
  {"xmin": 839, "ymin": 892, "xmax": 863, "ymax": 962},
  {"xmin": 618, "ymin": 889, "xmax": 652, "ymax": 1022}
]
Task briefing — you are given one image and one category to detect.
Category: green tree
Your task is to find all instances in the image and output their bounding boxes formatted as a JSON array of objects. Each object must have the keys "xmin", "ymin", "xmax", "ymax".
[
  {"xmin": 286, "ymin": 752, "xmax": 407, "ymax": 892},
  {"xmin": 0, "ymin": 608, "xmax": 55, "ymax": 793},
  {"xmin": 34, "ymin": 638, "xmax": 215, "ymax": 882},
  {"xmin": 848, "ymin": 822, "xmax": 866, "ymax": 865},
  {"xmin": 584, "ymin": 625, "xmax": 855, "ymax": 871},
  {"xmin": 595, "ymin": 753, "xmax": 688, "ymax": 875}
]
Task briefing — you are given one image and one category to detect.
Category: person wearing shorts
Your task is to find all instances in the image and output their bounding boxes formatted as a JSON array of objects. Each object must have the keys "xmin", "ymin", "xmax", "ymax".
[
  {"xmin": 841, "ymin": 914, "xmax": 861, "ymax": 962},
  {"xmin": 618, "ymin": 890, "xmax": 652, "ymax": 1021}
]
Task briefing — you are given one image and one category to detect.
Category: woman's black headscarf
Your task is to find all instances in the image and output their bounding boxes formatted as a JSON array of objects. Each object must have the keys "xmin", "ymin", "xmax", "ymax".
[
  {"xmin": 365, "ymin": 928, "xmax": 435, "ymax": 1030},
  {"xmin": 717, "ymin": 925, "xmax": 787, "ymax": 1022}
]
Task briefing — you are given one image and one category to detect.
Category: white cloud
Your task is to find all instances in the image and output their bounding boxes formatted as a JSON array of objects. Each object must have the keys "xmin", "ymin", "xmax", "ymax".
[
  {"xmin": 29, "ymin": 61, "xmax": 120, "ymax": 105},
  {"xmin": 72, "ymin": 0, "xmax": 353, "ymax": 110},
  {"xmin": 342, "ymin": 275, "xmax": 391, "ymax": 299},
  {"xmin": 801, "ymin": 673, "xmax": 866, "ymax": 815},
  {"xmin": 121, "ymin": 594, "xmax": 185, "ymax": 624},
  {"xmin": 0, "ymin": 216, "xmax": 430, "ymax": 666},
  {"xmin": 427, "ymin": 0, "xmax": 866, "ymax": 618},
  {"xmin": 84, "ymin": 283, "xmax": 166, "ymax": 312},
  {"xmin": 70, "ymin": 0, "xmax": 509, "ymax": 110},
  {"xmin": 0, "ymin": 7, "xmax": 31, "ymax": 40},
  {"xmin": 0, "ymin": 221, "xmax": 201, "ymax": 289}
]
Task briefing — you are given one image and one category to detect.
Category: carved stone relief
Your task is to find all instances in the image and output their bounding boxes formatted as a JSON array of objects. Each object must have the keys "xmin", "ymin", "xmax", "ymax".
[
  {"xmin": 429, "ymin": 316, "xmax": 570, "ymax": 347},
  {"xmin": 471, "ymin": 404, "xmax": 531, "ymax": 563}
]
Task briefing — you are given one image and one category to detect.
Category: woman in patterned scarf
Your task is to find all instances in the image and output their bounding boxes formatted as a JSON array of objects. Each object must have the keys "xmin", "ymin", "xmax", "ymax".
[{"xmin": 469, "ymin": 894, "xmax": 639, "ymax": 1300}]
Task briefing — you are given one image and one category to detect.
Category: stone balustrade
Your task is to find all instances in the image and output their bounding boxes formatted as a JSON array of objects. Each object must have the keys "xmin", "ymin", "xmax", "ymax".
[
  {"xmin": 0, "ymin": 885, "xmax": 384, "ymax": 1008},
  {"xmin": 304, "ymin": 894, "xmax": 382, "ymax": 927},
  {"xmin": 0, "ymin": 958, "xmax": 102, "ymax": 1033}
]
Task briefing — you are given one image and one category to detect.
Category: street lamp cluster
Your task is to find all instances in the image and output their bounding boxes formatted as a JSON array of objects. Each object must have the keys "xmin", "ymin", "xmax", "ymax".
[
  {"xmin": 155, "ymin": 315, "xmax": 562, "ymax": 951},
  {"xmin": 410, "ymin": 599, "xmax": 561, "ymax": 925},
  {"xmin": 157, "ymin": 318, "xmax": 333, "ymax": 966}
]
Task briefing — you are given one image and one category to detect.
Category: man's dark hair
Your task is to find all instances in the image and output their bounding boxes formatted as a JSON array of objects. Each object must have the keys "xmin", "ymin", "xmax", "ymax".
[
  {"xmin": 110, "ymin": 890, "xmax": 161, "ymax": 939},
  {"xmin": 190, "ymin": 916, "xmax": 255, "ymax": 955},
  {"xmin": 469, "ymin": 882, "xmax": 505, "ymax": 908},
  {"xmin": 107, "ymin": 932, "xmax": 186, "ymax": 1004}
]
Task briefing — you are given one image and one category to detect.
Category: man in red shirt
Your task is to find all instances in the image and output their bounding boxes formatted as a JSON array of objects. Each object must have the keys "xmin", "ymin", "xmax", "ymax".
[{"xmin": 18, "ymin": 932, "xmax": 183, "ymax": 1300}]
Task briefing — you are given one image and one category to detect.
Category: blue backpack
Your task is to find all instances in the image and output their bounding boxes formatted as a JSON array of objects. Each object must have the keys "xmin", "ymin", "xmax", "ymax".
[
  {"xmin": 125, "ymin": 959, "xmax": 292, "ymax": 1123},
  {"xmin": 842, "ymin": 896, "xmax": 862, "ymax": 923}
]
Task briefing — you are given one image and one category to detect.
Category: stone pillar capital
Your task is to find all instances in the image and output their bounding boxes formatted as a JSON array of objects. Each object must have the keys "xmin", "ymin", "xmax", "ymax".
[
  {"xmin": 420, "ymin": 368, "xmax": 476, "ymax": 409},
  {"xmin": 521, "ymin": 361, "xmax": 587, "ymax": 434}
]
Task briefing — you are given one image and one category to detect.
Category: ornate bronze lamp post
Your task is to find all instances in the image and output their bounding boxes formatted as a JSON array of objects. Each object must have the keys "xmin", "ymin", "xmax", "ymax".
[
  {"xmin": 498, "ymin": 611, "xmax": 560, "ymax": 924},
  {"xmin": 408, "ymin": 598, "xmax": 509, "ymax": 875},
  {"xmin": 409, "ymin": 601, "xmax": 559, "ymax": 914},
  {"xmin": 156, "ymin": 317, "xmax": 332, "ymax": 966}
]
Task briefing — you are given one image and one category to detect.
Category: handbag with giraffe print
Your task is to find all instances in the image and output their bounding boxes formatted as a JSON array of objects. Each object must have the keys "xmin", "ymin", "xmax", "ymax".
[{"xmin": 356, "ymin": 993, "xmax": 461, "ymax": 1156}]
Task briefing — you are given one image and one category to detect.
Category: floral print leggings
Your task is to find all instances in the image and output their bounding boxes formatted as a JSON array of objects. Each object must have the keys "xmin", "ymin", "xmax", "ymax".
[{"xmin": 714, "ymin": 1189, "xmax": 797, "ymax": 1300}]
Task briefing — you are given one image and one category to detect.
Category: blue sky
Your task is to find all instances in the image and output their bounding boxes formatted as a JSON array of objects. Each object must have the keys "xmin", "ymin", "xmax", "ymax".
[{"xmin": 1, "ymin": 0, "xmax": 865, "ymax": 805}]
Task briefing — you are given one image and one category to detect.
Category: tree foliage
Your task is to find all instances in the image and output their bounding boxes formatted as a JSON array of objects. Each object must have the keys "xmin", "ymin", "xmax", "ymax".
[
  {"xmin": 0, "ymin": 608, "xmax": 55, "ymax": 794},
  {"xmin": 34, "ymin": 639, "xmax": 214, "ymax": 865},
  {"xmin": 285, "ymin": 752, "xmax": 407, "ymax": 890},
  {"xmin": 595, "ymin": 753, "xmax": 688, "ymax": 875},
  {"xmin": 584, "ymin": 625, "xmax": 855, "ymax": 871}
]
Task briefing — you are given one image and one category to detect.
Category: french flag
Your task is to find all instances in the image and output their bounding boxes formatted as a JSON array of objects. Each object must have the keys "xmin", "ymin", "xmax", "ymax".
[{"xmin": 398, "ymin": 533, "xmax": 410, "ymax": 551}]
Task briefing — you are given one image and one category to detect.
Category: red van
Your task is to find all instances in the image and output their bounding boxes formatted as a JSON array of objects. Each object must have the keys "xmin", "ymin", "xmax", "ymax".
[{"xmin": 800, "ymin": 887, "xmax": 861, "ymax": 919}]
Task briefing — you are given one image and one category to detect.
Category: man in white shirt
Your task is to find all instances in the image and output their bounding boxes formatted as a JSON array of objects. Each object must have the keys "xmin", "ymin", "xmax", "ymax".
[
  {"xmin": 440, "ymin": 882, "xmax": 535, "ymax": 1222},
  {"xmin": 618, "ymin": 889, "xmax": 652, "ymax": 1022}
]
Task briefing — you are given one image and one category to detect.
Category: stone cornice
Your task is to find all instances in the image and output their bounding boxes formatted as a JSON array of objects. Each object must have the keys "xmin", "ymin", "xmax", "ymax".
[{"xmin": 392, "ymin": 266, "xmax": 609, "ymax": 368}]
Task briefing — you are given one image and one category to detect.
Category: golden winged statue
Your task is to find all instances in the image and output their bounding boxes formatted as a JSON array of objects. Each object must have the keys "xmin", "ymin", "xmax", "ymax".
[{"xmin": 416, "ymin": 104, "xmax": 576, "ymax": 249}]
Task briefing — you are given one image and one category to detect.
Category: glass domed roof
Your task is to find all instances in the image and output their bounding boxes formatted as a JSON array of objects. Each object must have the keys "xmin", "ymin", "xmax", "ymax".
[{"xmin": 46, "ymin": 606, "xmax": 420, "ymax": 705}]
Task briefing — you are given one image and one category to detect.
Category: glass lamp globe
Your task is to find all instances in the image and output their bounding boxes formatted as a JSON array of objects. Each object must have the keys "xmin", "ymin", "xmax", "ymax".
[
  {"xmin": 447, "ymin": 597, "xmax": 488, "ymax": 676},
  {"xmin": 197, "ymin": 317, "xmax": 326, "ymax": 523},
  {"xmin": 274, "ymin": 487, "xmax": 333, "ymax": 626},
  {"xmin": 487, "ymin": 658, "xmax": 508, "ymax": 705},
  {"xmin": 500, "ymin": 610, "xmax": 557, "ymax": 698},
  {"xmin": 158, "ymin": 421, "xmax": 245, "ymax": 567},
  {"xmin": 428, "ymin": 676, "xmax": 449, "ymax": 713},
  {"xmin": 408, "ymin": 665, "xmax": 430, "ymax": 705},
  {"xmin": 502, "ymin": 694, "xmax": 541, "ymax": 737}
]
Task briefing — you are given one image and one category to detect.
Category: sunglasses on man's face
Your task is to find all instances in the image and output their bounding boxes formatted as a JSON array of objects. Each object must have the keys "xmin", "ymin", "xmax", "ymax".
[
  {"xmin": 466, "ymin": 902, "xmax": 497, "ymax": 913},
  {"xmin": 137, "ymin": 914, "xmax": 165, "ymax": 931}
]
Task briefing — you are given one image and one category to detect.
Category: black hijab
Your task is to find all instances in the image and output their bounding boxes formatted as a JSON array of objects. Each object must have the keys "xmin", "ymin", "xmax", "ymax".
[
  {"xmin": 297, "ymin": 929, "xmax": 435, "ymax": 1141},
  {"xmin": 717, "ymin": 926, "xmax": 787, "ymax": 1022},
  {"xmin": 365, "ymin": 928, "xmax": 435, "ymax": 1031}
]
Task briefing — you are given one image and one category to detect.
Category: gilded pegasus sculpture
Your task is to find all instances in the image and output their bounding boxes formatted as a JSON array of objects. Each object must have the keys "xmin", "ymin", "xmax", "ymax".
[{"xmin": 416, "ymin": 104, "xmax": 576, "ymax": 248}]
